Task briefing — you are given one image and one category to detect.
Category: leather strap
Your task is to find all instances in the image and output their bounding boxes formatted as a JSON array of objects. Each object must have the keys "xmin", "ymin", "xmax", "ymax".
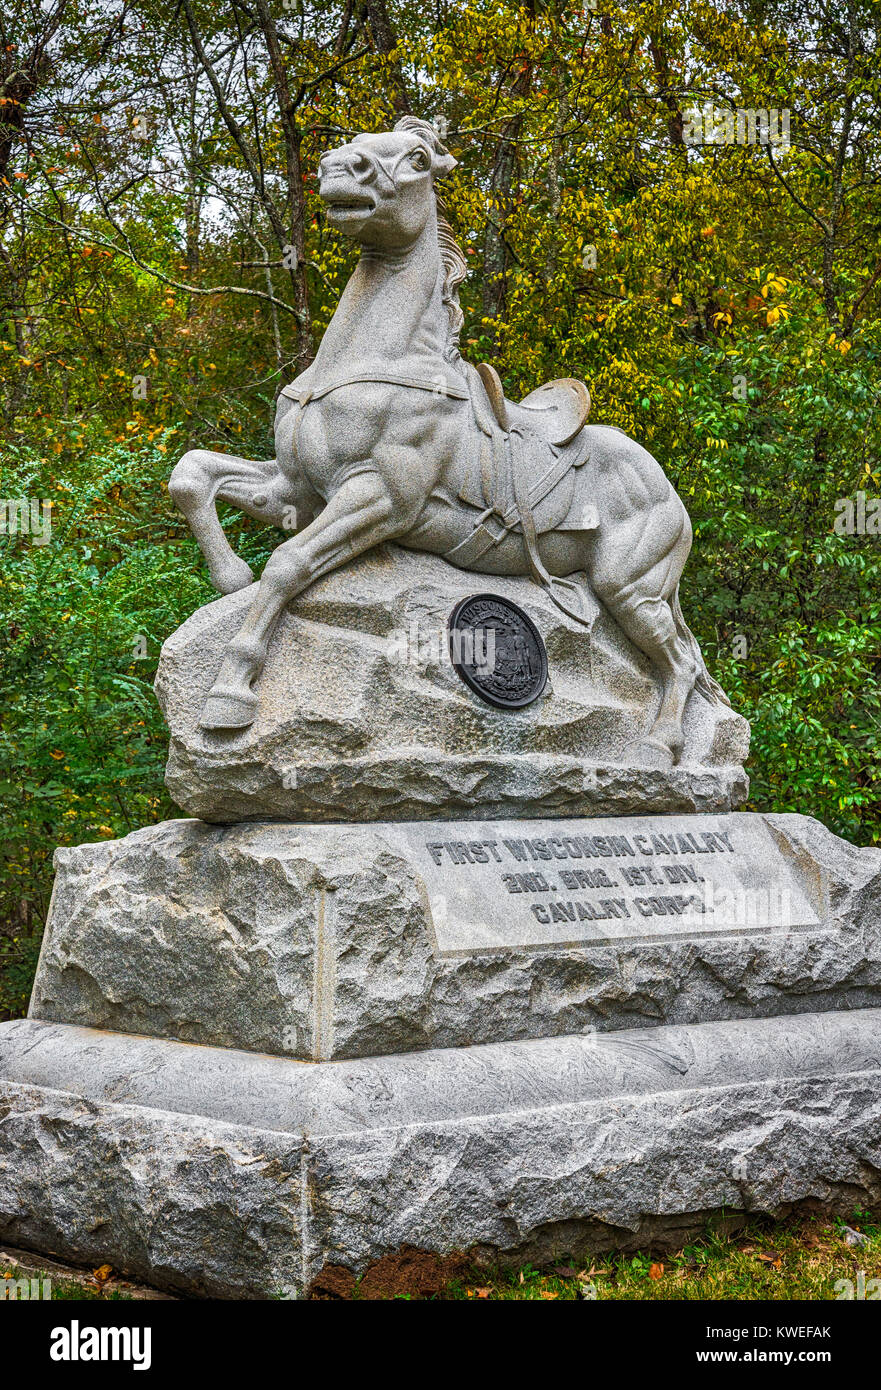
[
  {"xmin": 280, "ymin": 372, "xmax": 469, "ymax": 403},
  {"xmin": 510, "ymin": 429, "xmax": 553, "ymax": 591},
  {"xmin": 510, "ymin": 429, "xmax": 593, "ymax": 626},
  {"xmin": 447, "ymin": 428, "xmax": 593, "ymax": 628},
  {"xmin": 445, "ymin": 433, "xmax": 586, "ymax": 567}
]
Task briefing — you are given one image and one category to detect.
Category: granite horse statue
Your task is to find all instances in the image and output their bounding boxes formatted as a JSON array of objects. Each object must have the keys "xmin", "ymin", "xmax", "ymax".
[{"xmin": 169, "ymin": 116, "xmax": 727, "ymax": 762}]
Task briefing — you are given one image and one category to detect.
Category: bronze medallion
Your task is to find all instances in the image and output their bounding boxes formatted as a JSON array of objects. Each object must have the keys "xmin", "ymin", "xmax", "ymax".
[{"xmin": 448, "ymin": 594, "xmax": 548, "ymax": 709}]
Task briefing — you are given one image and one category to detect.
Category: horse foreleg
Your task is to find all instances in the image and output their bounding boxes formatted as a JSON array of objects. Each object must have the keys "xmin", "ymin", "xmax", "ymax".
[
  {"xmin": 200, "ymin": 469, "xmax": 398, "ymax": 730},
  {"xmin": 169, "ymin": 449, "xmax": 286, "ymax": 594}
]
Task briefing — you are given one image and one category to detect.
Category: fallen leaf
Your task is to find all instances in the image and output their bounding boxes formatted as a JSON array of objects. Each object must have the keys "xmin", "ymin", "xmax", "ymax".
[
  {"xmin": 92, "ymin": 1264, "xmax": 113, "ymax": 1283},
  {"xmin": 540, "ymin": 1291, "xmax": 558, "ymax": 1299},
  {"xmin": 757, "ymin": 1252, "xmax": 783, "ymax": 1269},
  {"xmin": 649, "ymin": 1262, "xmax": 664, "ymax": 1279},
  {"xmin": 551, "ymin": 1264, "xmax": 576, "ymax": 1278}
]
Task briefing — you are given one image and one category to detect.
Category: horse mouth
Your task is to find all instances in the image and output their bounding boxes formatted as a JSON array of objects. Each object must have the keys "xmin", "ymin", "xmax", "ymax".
[{"xmin": 322, "ymin": 191, "xmax": 375, "ymax": 218}]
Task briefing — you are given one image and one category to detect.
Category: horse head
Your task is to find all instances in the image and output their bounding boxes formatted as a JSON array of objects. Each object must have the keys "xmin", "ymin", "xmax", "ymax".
[{"xmin": 318, "ymin": 117, "xmax": 456, "ymax": 252}]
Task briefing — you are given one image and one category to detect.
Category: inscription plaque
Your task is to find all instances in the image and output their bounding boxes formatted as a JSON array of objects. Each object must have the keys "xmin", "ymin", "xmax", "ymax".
[{"xmin": 378, "ymin": 813, "xmax": 824, "ymax": 956}]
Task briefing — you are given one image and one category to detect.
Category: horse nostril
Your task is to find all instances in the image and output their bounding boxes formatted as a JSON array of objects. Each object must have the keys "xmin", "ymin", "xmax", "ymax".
[
  {"xmin": 319, "ymin": 147, "xmax": 376, "ymax": 185},
  {"xmin": 349, "ymin": 151, "xmax": 376, "ymax": 180}
]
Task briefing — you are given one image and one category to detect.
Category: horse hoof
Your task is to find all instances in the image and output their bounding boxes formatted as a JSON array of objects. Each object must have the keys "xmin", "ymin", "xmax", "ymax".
[
  {"xmin": 199, "ymin": 691, "xmax": 258, "ymax": 730},
  {"xmin": 634, "ymin": 736, "xmax": 675, "ymax": 769},
  {"xmin": 210, "ymin": 559, "xmax": 255, "ymax": 595}
]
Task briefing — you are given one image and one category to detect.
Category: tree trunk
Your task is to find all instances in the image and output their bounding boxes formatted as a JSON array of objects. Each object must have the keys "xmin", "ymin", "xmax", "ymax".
[
  {"xmin": 252, "ymin": 0, "xmax": 315, "ymax": 375},
  {"xmin": 364, "ymin": 0, "xmax": 411, "ymax": 115},
  {"xmin": 481, "ymin": 61, "xmax": 532, "ymax": 349}
]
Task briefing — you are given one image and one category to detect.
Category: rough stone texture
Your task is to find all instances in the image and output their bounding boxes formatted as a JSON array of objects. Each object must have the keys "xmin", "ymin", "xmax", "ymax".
[
  {"xmin": 156, "ymin": 545, "xmax": 750, "ymax": 823},
  {"xmin": 0, "ymin": 1081, "xmax": 303, "ymax": 1299},
  {"xmin": 1, "ymin": 1011, "xmax": 880, "ymax": 1296},
  {"xmin": 28, "ymin": 812, "xmax": 881, "ymax": 1062}
]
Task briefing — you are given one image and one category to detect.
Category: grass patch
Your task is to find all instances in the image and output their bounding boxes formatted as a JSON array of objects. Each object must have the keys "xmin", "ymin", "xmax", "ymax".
[
  {"xmin": 1, "ymin": 1260, "xmax": 133, "ymax": 1301},
  {"xmin": 442, "ymin": 1212, "xmax": 881, "ymax": 1301}
]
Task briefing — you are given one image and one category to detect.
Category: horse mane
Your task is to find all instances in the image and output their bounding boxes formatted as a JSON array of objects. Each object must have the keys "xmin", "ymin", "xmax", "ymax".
[{"xmin": 393, "ymin": 116, "xmax": 467, "ymax": 344}]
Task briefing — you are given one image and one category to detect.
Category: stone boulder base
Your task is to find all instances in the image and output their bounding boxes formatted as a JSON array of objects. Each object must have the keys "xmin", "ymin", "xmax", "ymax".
[
  {"xmin": 1, "ymin": 1010, "xmax": 880, "ymax": 1297},
  {"xmin": 156, "ymin": 545, "xmax": 750, "ymax": 823}
]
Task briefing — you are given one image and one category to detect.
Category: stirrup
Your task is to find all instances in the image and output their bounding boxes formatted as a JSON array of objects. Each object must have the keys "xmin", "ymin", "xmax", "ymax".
[{"xmin": 544, "ymin": 574, "xmax": 594, "ymax": 628}]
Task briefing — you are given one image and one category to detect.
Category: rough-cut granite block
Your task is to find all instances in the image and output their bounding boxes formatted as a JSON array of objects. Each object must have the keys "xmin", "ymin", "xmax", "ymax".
[
  {"xmin": 28, "ymin": 812, "xmax": 881, "ymax": 1061},
  {"xmin": 1, "ymin": 1011, "xmax": 879, "ymax": 1297},
  {"xmin": 155, "ymin": 546, "xmax": 749, "ymax": 823}
]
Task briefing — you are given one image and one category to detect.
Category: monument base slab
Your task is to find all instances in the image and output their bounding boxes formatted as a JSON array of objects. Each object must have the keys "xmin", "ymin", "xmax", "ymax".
[
  {"xmin": 28, "ymin": 812, "xmax": 881, "ymax": 1061},
  {"xmin": 0, "ymin": 1011, "xmax": 880, "ymax": 1298}
]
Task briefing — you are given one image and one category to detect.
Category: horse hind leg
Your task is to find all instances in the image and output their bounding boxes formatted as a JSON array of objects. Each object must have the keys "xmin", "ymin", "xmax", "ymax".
[
  {"xmin": 169, "ymin": 449, "xmax": 291, "ymax": 594},
  {"xmin": 595, "ymin": 548, "xmax": 697, "ymax": 765}
]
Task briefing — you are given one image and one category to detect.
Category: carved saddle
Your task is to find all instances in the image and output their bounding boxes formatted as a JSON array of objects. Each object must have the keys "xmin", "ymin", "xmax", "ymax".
[
  {"xmin": 280, "ymin": 355, "xmax": 596, "ymax": 625},
  {"xmin": 446, "ymin": 361, "xmax": 595, "ymax": 625}
]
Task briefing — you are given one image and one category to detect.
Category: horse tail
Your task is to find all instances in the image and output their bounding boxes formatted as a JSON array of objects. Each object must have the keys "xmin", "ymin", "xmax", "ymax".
[{"xmin": 671, "ymin": 586, "xmax": 731, "ymax": 707}]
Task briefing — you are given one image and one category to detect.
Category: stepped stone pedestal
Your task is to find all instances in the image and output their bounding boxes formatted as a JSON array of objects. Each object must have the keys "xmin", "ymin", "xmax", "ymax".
[
  {"xmin": 2, "ymin": 1008, "xmax": 881, "ymax": 1298},
  {"xmin": 2, "ymin": 795, "xmax": 881, "ymax": 1296},
  {"xmin": 1, "ymin": 552, "xmax": 879, "ymax": 1298}
]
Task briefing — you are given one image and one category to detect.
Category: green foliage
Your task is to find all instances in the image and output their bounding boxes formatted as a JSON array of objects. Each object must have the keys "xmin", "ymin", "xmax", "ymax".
[
  {"xmin": 679, "ymin": 312, "xmax": 881, "ymax": 840},
  {"xmin": 0, "ymin": 428, "xmax": 281, "ymax": 1016}
]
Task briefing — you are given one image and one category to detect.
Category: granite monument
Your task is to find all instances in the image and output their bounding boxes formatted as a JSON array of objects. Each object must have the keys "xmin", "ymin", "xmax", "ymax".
[{"xmin": 0, "ymin": 118, "xmax": 878, "ymax": 1298}]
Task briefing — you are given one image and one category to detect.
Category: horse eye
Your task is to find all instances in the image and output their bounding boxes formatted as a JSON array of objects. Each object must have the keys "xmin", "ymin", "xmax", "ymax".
[{"xmin": 411, "ymin": 151, "xmax": 429, "ymax": 170}]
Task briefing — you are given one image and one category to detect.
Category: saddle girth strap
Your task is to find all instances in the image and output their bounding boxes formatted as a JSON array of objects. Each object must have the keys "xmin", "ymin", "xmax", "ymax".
[{"xmin": 508, "ymin": 428, "xmax": 593, "ymax": 629}]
